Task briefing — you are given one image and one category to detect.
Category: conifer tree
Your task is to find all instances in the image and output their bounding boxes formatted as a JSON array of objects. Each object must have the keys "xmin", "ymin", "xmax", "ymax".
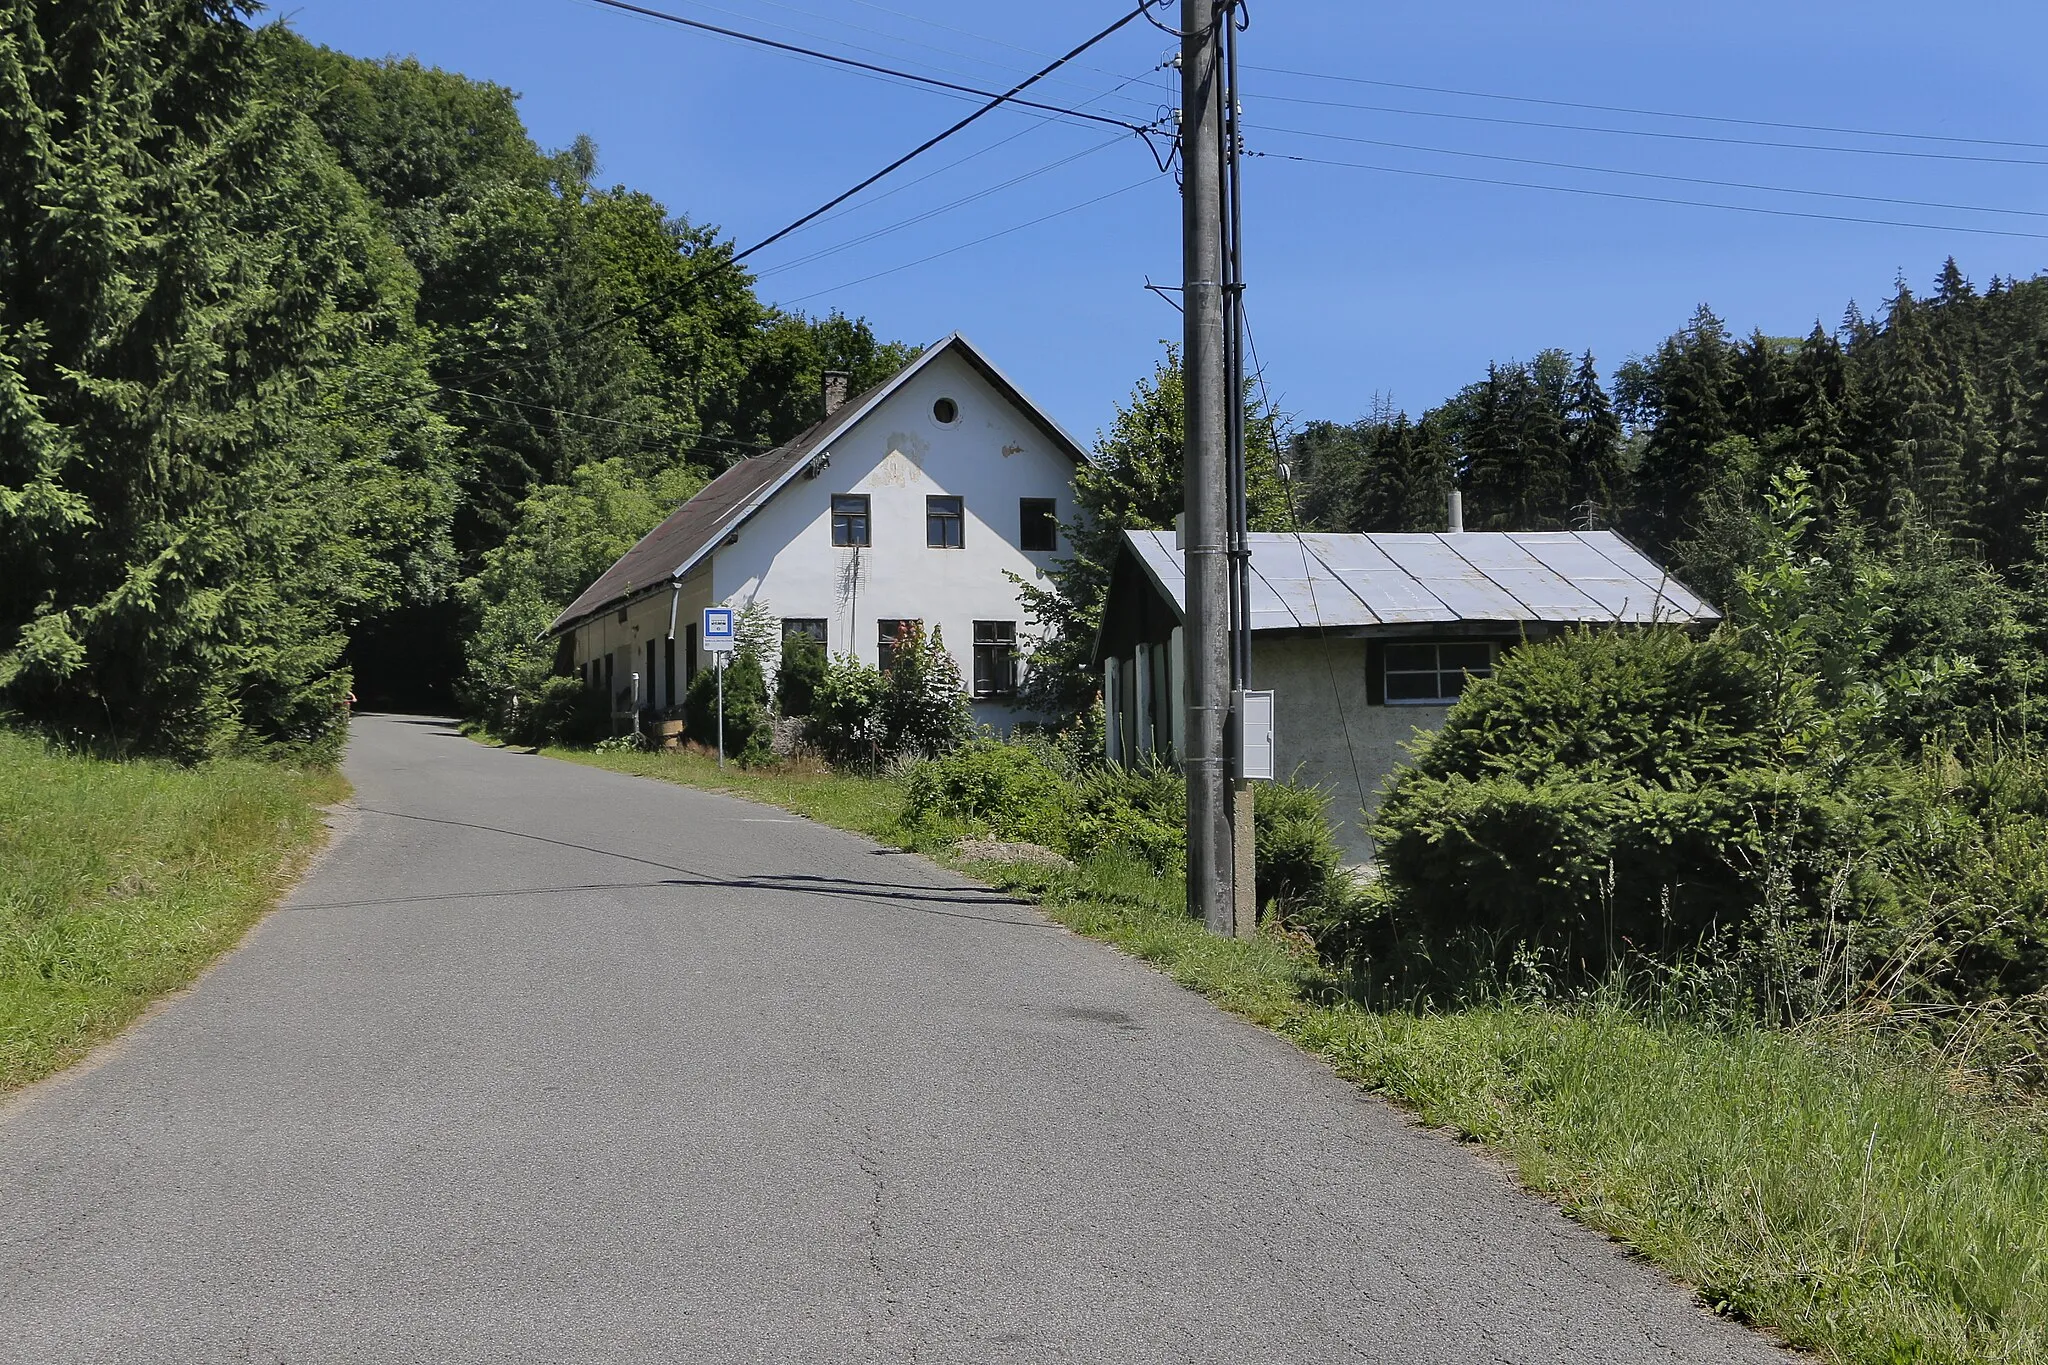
[
  {"xmin": 1631, "ymin": 305, "xmax": 1736, "ymax": 551},
  {"xmin": 0, "ymin": 1, "xmax": 449, "ymax": 756},
  {"xmin": 1561, "ymin": 351, "xmax": 1624, "ymax": 525}
]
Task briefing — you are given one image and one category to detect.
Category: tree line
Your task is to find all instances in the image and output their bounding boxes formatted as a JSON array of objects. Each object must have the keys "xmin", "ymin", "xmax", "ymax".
[{"xmin": 0, "ymin": 2, "xmax": 908, "ymax": 758}]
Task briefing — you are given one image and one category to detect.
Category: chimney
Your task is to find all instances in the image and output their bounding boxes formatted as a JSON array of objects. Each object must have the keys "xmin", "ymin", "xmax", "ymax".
[
  {"xmin": 1447, "ymin": 489, "xmax": 1464, "ymax": 533},
  {"xmin": 822, "ymin": 370, "xmax": 851, "ymax": 417}
]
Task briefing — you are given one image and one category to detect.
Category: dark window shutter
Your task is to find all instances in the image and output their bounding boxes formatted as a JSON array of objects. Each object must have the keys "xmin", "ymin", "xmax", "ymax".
[{"xmin": 1364, "ymin": 640, "xmax": 1386, "ymax": 706}]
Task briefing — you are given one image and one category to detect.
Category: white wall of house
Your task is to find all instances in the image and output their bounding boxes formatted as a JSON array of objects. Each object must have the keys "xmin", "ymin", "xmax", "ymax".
[
  {"xmin": 569, "ymin": 346, "xmax": 1077, "ymax": 729},
  {"xmin": 1256, "ymin": 637, "xmax": 1451, "ymax": 864},
  {"xmin": 711, "ymin": 346, "xmax": 1075, "ymax": 729}
]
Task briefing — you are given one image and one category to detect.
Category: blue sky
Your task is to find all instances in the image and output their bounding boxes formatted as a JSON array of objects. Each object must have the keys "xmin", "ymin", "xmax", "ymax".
[{"xmin": 273, "ymin": 0, "xmax": 2048, "ymax": 443}]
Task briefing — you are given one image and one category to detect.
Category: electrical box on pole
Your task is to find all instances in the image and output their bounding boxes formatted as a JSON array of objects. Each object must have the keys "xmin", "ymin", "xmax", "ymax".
[{"xmin": 1235, "ymin": 689, "xmax": 1274, "ymax": 782}]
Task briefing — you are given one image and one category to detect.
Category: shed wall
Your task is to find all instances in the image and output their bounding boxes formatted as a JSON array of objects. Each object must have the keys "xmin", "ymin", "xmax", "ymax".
[{"xmin": 1254, "ymin": 636, "xmax": 1450, "ymax": 864}]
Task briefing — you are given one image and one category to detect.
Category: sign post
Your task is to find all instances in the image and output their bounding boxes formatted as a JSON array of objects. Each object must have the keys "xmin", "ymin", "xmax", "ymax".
[{"xmin": 702, "ymin": 606, "xmax": 735, "ymax": 767}]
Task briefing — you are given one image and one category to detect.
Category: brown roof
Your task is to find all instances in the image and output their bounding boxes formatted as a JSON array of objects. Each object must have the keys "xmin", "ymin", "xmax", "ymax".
[{"xmin": 546, "ymin": 333, "xmax": 1089, "ymax": 637}]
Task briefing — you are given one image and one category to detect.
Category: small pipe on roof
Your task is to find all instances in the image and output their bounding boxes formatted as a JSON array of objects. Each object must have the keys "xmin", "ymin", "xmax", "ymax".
[{"xmin": 1448, "ymin": 490, "xmax": 1464, "ymax": 534}]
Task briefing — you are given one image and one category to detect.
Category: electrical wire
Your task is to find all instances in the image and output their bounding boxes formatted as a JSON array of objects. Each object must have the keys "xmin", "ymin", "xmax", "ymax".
[
  {"xmin": 1233, "ymin": 93, "xmax": 2048, "ymax": 168},
  {"xmin": 1242, "ymin": 64, "xmax": 2048, "ymax": 153},
  {"xmin": 664, "ymin": 0, "xmax": 1170, "ymax": 114},
  {"xmin": 335, "ymin": 1, "xmax": 1167, "ymax": 424},
  {"xmin": 838, "ymin": 0, "xmax": 1176, "ymax": 95},
  {"xmin": 1244, "ymin": 309, "xmax": 1371, "ymax": 818},
  {"xmin": 777, "ymin": 175, "xmax": 1159, "ymax": 306},
  {"xmin": 578, "ymin": 0, "xmax": 1151, "ymax": 134},
  {"xmin": 1246, "ymin": 148, "xmax": 2048, "ymax": 242},
  {"xmin": 753, "ymin": 133, "xmax": 1130, "ymax": 280},
  {"xmin": 1248, "ymin": 125, "xmax": 2048, "ymax": 220}
]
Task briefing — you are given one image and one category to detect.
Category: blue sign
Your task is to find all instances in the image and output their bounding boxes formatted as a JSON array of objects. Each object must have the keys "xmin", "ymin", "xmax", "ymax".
[{"xmin": 702, "ymin": 606, "xmax": 735, "ymax": 651}]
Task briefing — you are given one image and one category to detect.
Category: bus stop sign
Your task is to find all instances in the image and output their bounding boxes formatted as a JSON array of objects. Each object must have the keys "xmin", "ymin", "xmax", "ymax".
[{"xmin": 702, "ymin": 606, "xmax": 735, "ymax": 653}]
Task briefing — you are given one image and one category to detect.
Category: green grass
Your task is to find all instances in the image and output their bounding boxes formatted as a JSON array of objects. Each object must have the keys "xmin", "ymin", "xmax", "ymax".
[
  {"xmin": 543, "ymin": 740, "xmax": 2046, "ymax": 1365},
  {"xmin": 0, "ymin": 729, "xmax": 346, "ymax": 1093}
]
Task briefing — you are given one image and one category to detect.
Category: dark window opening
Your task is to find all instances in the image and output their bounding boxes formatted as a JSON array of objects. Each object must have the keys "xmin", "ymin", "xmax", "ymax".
[
  {"xmin": 685, "ymin": 624, "xmax": 699, "ymax": 687},
  {"xmin": 663, "ymin": 636, "xmax": 677, "ymax": 709},
  {"xmin": 973, "ymin": 621, "xmax": 1018, "ymax": 699},
  {"xmin": 932, "ymin": 396, "xmax": 958, "ymax": 424},
  {"xmin": 926, "ymin": 495, "xmax": 963, "ymax": 548},
  {"xmin": 1382, "ymin": 641, "xmax": 1495, "ymax": 704},
  {"xmin": 831, "ymin": 494, "xmax": 870, "ymax": 547},
  {"xmin": 782, "ymin": 618, "xmax": 827, "ymax": 646},
  {"xmin": 1019, "ymin": 497, "xmax": 1057, "ymax": 551},
  {"xmin": 878, "ymin": 618, "xmax": 920, "ymax": 673}
]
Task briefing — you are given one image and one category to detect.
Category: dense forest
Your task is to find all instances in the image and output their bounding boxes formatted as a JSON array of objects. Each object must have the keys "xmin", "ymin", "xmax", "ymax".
[{"xmin": 0, "ymin": 2, "xmax": 909, "ymax": 758}]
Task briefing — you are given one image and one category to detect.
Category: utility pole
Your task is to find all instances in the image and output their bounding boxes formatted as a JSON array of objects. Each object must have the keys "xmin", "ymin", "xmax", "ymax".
[{"xmin": 1181, "ymin": 0, "xmax": 1234, "ymax": 936}]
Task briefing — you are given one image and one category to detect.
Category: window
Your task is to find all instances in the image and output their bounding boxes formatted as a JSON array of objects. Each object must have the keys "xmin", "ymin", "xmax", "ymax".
[
  {"xmin": 782, "ymin": 618, "xmax": 827, "ymax": 646},
  {"xmin": 831, "ymin": 494, "xmax": 870, "ymax": 546},
  {"xmin": 877, "ymin": 618, "xmax": 920, "ymax": 673},
  {"xmin": 926, "ymin": 495, "xmax": 963, "ymax": 548},
  {"xmin": 932, "ymin": 396, "xmax": 959, "ymax": 425},
  {"xmin": 1383, "ymin": 641, "xmax": 1495, "ymax": 704},
  {"xmin": 1019, "ymin": 497, "xmax": 1057, "ymax": 552},
  {"xmin": 973, "ymin": 621, "xmax": 1018, "ymax": 698}
]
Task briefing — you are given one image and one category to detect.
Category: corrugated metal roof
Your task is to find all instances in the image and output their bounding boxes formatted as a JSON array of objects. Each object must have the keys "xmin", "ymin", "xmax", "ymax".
[{"xmin": 1124, "ymin": 529, "xmax": 1718, "ymax": 632}]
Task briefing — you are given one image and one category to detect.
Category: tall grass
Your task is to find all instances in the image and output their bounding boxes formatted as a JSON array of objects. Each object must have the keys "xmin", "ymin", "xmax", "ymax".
[
  {"xmin": 559, "ymin": 738, "xmax": 2048, "ymax": 1365},
  {"xmin": 0, "ymin": 729, "xmax": 344, "ymax": 1092}
]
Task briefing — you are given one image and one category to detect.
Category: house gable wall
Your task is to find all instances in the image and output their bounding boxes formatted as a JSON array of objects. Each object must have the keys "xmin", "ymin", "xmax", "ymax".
[{"xmin": 709, "ymin": 346, "xmax": 1079, "ymax": 725}]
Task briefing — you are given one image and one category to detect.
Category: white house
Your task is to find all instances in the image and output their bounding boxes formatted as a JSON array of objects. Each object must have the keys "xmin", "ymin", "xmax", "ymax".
[
  {"xmin": 548, "ymin": 333, "xmax": 1089, "ymax": 730},
  {"xmin": 1091, "ymin": 524, "xmax": 1720, "ymax": 862}
]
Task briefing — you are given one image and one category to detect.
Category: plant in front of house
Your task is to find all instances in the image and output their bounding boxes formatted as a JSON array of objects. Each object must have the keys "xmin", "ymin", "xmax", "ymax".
[{"xmin": 879, "ymin": 622, "xmax": 972, "ymax": 762}]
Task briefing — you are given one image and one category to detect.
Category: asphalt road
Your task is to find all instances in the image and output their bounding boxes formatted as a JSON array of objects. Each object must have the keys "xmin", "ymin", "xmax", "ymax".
[{"xmin": 0, "ymin": 714, "xmax": 1788, "ymax": 1364}]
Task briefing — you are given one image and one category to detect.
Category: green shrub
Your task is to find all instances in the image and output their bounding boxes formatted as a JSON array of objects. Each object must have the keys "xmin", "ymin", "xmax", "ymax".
[
  {"xmin": 527, "ymin": 674, "xmax": 607, "ymax": 746},
  {"xmin": 881, "ymin": 622, "xmax": 972, "ymax": 760},
  {"xmin": 1068, "ymin": 762, "xmax": 1186, "ymax": 873},
  {"xmin": 903, "ymin": 738, "xmax": 1074, "ymax": 845},
  {"xmin": 807, "ymin": 653, "xmax": 887, "ymax": 768},
  {"xmin": 685, "ymin": 651, "xmax": 768, "ymax": 761},
  {"xmin": 1354, "ymin": 627, "xmax": 1887, "ymax": 994},
  {"xmin": 1252, "ymin": 778, "xmax": 1349, "ymax": 920},
  {"xmin": 776, "ymin": 631, "xmax": 826, "ymax": 717}
]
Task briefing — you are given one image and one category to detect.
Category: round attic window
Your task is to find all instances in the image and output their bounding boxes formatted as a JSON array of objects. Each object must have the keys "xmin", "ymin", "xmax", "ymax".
[{"xmin": 931, "ymin": 396, "xmax": 959, "ymax": 425}]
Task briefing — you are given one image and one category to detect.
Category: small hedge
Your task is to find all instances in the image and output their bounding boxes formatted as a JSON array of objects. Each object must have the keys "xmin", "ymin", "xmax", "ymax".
[{"xmin": 905, "ymin": 737, "xmax": 1352, "ymax": 920}]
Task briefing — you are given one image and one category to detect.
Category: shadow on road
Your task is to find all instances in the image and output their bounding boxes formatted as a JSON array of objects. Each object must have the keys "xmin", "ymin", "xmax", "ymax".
[{"xmin": 330, "ymin": 807, "xmax": 1048, "ymax": 928}]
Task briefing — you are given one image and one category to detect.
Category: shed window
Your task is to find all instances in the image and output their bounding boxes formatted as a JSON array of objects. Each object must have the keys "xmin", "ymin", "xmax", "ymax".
[
  {"xmin": 926, "ymin": 495, "xmax": 963, "ymax": 548},
  {"xmin": 1383, "ymin": 641, "xmax": 1495, "ymax": 704},
  {"xmin": 831, "ymin": 494, "xmax": 870, "ymax": 546},
  {"xmin": 1019, "ymin": 497, "xmax": 1057, "ymax": 551},
  {"xmin": 973, "ymin": 621, "xmax": 1017, "ymax": 698},
  {"xmin": 878, "ymin": 618, "xmax": 920, "ymax": 673}
]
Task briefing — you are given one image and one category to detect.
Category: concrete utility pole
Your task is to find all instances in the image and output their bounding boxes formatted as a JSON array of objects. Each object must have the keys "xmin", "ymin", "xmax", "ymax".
[{"xmin": 1181, "ymin": 0, "xmax": 1234, "ymax": 936}]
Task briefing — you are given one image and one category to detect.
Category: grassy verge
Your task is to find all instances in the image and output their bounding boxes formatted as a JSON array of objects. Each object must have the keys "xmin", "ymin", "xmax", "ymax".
[
  {"xmin": 544, "ymin": 740, "xmax": 2045, "ymax": 1365},
  {"xmin": 0, "ymin": 729, "xmax": 346, "ymax": 1094}
]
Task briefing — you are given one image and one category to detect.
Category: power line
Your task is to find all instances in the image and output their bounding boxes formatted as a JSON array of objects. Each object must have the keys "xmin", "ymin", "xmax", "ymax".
[
  {"xmin": 1235, "ymin": 92, "xmax": 2048, "ymax": 168},
  {"xmin": 1242, "ymin": 63, "xmax": 2048, "ymax": 153},
  {"xmin": 662, "ymin": 0, "xmax": 1170, "ymax": 115},
  {"xmin": 754, "ymin": 133, "xmax": 1130, "ymax": 280},
  {"xmin": 777, "ymin": 175, "xmax": 1157, "ymax": 306},
  {"xmin": 1249, "ymin": 125, "xmax": 2048, "ymax": 220},
  {"xmin": 836, "ymin": 0, "xmax": 1176, "ymax": 95},
  {"xmin": 1247, "ymin": 148, "xmax": 2048, "ymax": 242},
  {"xmin": 1242, "ymin": 306, "xmax": 1371, "ymax": 833},
  {"xmin": 578, "ymin": 0, "xmax": 1151, "ymax": 134},
  {"xmin": 337, "ymin": 1, "xmax": 1164, "ymax": 423}
]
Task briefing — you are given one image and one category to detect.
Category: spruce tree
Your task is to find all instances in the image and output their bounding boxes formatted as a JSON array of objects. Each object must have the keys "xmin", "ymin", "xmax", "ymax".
[
  {"xmin": 0, "ymin": 1, "xmax": 444, "ymax": 756},
  {"xmin": 1631, "ymin": 305, "xmax": 1736, "ymax": 552},
  {"xmin": 1562, "ymin": 351, "xmax": 1624, "ymax": 526}
]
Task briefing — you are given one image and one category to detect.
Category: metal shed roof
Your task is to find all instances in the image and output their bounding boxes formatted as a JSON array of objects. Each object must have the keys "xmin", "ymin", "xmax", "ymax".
[{"xmin": 1123, "ymin": 529, "xmax": 1717, "ymax": 632}]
